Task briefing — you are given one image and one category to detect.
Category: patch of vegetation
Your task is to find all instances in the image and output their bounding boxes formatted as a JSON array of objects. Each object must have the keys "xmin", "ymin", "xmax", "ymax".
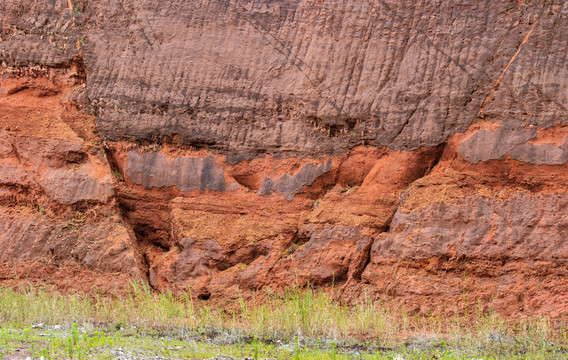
[
  {"xmin": 280, "ymin": 243, "xmax": 302, "ymax": 259},
  {"xmin": 0, "ymin": 284, "xmax": 567, "ymax": 359},
  {"xmin": 112, "ymin": 169, "xmax": 123, "ymax": 181},
  {"xmin": 341, "ymin": 184, "xmax": 358, "ymax": 194},
  {"xmin": 65, "ymin": 213, "xmax": 86, "ymax": 233}
]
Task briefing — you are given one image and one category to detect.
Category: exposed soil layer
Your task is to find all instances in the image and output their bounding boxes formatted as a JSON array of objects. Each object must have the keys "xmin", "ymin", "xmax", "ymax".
[
  {"xmin": 1, "ymin": 0, "xmax": 568, "ymax": 318},
  {"xmin": 0, "ymin": 64, "xmax": 146, "ymax": 291}
]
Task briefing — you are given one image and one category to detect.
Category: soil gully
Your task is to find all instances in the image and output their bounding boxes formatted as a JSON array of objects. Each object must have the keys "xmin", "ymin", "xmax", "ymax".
[{"xmin": 116, "ymin": 192, "xmax": 173, "ymax": 290}]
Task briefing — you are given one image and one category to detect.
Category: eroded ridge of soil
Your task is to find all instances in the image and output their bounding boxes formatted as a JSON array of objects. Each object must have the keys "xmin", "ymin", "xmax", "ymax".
[{"xmin": 1, "ymin": 0, "xmax": 568, "ymax": 318}]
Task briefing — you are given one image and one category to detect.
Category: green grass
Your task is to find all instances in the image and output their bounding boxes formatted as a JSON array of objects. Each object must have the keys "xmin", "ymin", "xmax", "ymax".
[{"xmin": 0, "ymin": 283, "xmax": 567, "ymax": 359}]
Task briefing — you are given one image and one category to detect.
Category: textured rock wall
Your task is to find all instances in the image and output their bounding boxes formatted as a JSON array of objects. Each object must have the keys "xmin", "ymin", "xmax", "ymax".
[
  {"xmin": 1, "ymin": 0, "xmax": 568, "ymax": 316},
  {"xmin": 3, "ymin": 0, "xmax": 568, "ymax": 155}
]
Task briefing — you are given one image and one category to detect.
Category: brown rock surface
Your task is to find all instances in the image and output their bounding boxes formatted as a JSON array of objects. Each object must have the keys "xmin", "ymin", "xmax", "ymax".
[
  {"xmin": 0, "ymin": 62, "xmax": 145, "ymax": 290},
  {"xmin": 359, "ymin": 129, "xmax": 568, "ymax": 316},
  {"xmin": 1, "ymin": 0, "xmax": 568, "ymax": 318},
  {"xmin": 3, "ymin": 0, "xmax": 568, "ymax": 155},
  {"xmin": 0, "ymin": 211, "xmax": 144, "ymax": 277}
]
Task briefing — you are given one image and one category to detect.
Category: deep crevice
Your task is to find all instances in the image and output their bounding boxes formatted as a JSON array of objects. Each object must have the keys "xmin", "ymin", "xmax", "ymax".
[
  {"xmin": 356, "ymin": 242, "xmax": 373, "ymax": 281},
  {"xmin": 103, "ymin": 147, "xmax": 121, "ymax": 176},
  {"xmin": 424, "ymin": 143, "xmax": 446, "ymax": 177}
]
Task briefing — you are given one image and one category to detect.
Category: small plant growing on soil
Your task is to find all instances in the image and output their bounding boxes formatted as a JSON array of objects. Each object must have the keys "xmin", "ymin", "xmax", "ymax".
[
  {"xmin": 113, "ymin": 169, "xmax": 122, "ymax": 180},
  {"xmin": 65, "ymin": 213, "xmax": 86, "ymax": 233},
  {"xmin": 252, "ymin": 336, "xmax": 259, "ymax": 359}
]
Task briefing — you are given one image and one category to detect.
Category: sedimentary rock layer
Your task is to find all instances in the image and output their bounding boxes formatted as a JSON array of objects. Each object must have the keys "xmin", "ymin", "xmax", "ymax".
[{"xmin": 3, "ymin": 0, "xmax": 568, "ymax": 155}]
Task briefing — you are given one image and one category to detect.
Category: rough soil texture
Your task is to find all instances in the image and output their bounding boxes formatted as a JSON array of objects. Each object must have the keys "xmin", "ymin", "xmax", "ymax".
[{"xmin": 1, "ymin": 0, "xmax": 568, "ymax": 317}]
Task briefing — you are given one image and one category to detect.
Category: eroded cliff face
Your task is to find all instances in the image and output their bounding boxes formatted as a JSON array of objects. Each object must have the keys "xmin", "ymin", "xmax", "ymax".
[{"xmin": 1, "ymin": 0, "xmax": 568, "ymax": 316}]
